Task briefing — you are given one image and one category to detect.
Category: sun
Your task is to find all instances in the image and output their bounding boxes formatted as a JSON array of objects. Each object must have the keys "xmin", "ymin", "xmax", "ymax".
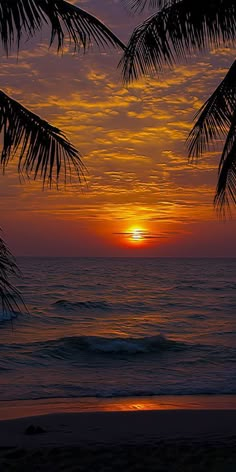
[
  {"xmin": 128, "ymin": 228, "xmax": 145, "ymax": 243},
  {"xmin": 132, "ymin": 229, "xmax": 143, "ymax": 241}
]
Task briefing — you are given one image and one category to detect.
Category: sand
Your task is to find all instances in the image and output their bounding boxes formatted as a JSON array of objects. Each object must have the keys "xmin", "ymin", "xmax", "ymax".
[{"xmin": 0, "ymin": 409, "xmax": 236, "ymax": 471}]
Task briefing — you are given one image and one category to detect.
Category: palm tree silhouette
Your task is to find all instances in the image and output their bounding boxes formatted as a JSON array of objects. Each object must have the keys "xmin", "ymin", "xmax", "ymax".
[
  {"xmin": 121, "ymin": 0, "xmax": 236, "ymax": 210},
  {"xmin": 0, "ymin": 0, "xmax": 124, "ymax": 317}
]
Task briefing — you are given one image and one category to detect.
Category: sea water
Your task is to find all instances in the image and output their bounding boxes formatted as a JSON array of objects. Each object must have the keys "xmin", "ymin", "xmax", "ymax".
[{"xmin": 0, "ymin": 257, "xmax": 235, "ymax": 403}]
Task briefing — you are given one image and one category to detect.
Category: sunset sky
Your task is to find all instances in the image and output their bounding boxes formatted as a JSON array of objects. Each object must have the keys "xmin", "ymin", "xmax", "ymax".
[{"xmin": 0, "ymin": 0, "xmax": 236, "ymax": 257}]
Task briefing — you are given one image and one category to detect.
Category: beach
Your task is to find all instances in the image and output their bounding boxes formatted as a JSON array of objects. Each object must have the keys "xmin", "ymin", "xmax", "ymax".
[{"xmin": 0, "ymin": 409, "xmax": 236, "ymax": 470}]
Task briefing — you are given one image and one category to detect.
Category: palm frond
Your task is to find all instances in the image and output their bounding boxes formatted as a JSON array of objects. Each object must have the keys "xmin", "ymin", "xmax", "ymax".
[
  {"xmin": 122, "ymin": 0, "xmax": 175, "ymax": 13},
  {"xmin": 0, "ymin": 235, "xmax": 25, "ymax": 316},
  {"xmin": 187, "ymin": 60, "xmax": 236, "ymax": 158},
  {"xmin": 0, "ymin": 0, "xmax": 125, "ymax": 55},
  {"xmin": 187, "ymin": 60, "xmax": 236, "ymax": 212},
  {"xmin": 0, "ymin": 90, "xmax": 85, "ymax": 187},
  {"xmin": 121, "ymin": 0, "xmax": 236, "ymax": 82},
  {"xmin": 214, "ymin": 110, "xmax": 236, "ymax": 211}
]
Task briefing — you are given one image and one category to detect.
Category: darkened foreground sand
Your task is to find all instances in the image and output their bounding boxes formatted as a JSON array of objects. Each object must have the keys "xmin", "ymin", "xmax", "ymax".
[{"xmin": 0, "ymin": 410, "xmax": 236, "ymax": 471}]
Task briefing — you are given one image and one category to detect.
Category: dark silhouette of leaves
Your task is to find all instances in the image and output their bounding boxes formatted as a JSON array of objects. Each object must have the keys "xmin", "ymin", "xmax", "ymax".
[
  {"xmin": 188, "ymin": 60, "xmax": 236, "ymax": 157},
  {"xmin": 0, "ymin": 90, "xmax": 85, "ymax": 187},
  {"xmin": 187, "ymin": 60, "xmax": 236, "ymax": 211},
  {"xmin": 121, "ymin": 0, "xmax": 236, "ymax": 210},
  {"xmin": 121, "ymin": 0, "xmax": 236, "ymax": 82},
  {"xmin": 122, "ymin": 0, "xmax": 173, "ymax": 13},
  {"xmin": 0, "ymin": 0, "xmax": 125, "ymax": 55},
  {"xmin": 215, "ymin": 109, "xmax": 236, "ymax": 211},
  {"xmin": 0, "ymin": 234, "xmax": 25, "ymax": 316}
]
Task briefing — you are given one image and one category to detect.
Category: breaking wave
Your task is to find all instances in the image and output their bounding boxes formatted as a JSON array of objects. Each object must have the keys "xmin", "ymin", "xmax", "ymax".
[{"xmin": 37, "ymin": 334, "xmax": 187, "ymax": 357}]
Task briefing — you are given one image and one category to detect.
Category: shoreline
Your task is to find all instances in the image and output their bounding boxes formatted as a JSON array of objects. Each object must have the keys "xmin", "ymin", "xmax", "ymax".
[{"xmin": 0, "ymin": 394, "xmax": 236, "ymax": 421}]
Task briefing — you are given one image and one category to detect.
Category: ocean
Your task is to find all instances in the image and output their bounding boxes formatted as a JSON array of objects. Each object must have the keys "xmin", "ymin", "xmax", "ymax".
[{"xmin": 0, "ymin": 257, "xmax": 236, "ymax": 405}]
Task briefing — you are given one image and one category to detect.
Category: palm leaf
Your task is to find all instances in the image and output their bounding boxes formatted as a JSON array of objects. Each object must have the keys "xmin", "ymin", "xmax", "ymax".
[
  {"xmin": 122, "ymin": 0, "xmax": 175, "ymax": 13},
  {"xmin": 121, "ymin": 0, "xmax": 236, "ymax": 82},
  {"xmin": 0, "ymin": 234, "xmax": 25, "ymax": 316},
  {"xmin": 214, "ymin": 109, "xmax": 236, "ymax": 211},
  {"xmin": 186, "ymin": 60, "xmax": 236, "ymax": 212},
  {"xmin": 0, "ymin": 90, "xmax": 85, "ymax": 187},
  {"xmin": 0, "ymin": 0, "xmax": 125, "ymax": 55},
  {"xmin": 187, "ymin": 60, "xmax": 236, "ymax": 158}
]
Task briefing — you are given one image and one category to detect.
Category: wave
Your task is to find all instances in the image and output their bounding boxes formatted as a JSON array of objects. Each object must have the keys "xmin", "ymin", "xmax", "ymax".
[
  {"xmin": 37, "ymin": 334, "xmax": 187, "ymax": 357},
  {"xmin": 52, "ymin": 298, "xmax": 155, "ymax": 314},
  {"xmin": 6, "ymin": 334, "xmax": 235, "ymax": 367},
  {"xmin": 53, "ymin": 300, "xmax": 110, "ymax": 311}
]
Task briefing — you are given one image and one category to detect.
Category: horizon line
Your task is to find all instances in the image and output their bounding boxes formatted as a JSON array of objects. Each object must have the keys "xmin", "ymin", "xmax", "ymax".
[{"xmin": 15, "ymin": 255, "xmax": 236, "ymax": 259}]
